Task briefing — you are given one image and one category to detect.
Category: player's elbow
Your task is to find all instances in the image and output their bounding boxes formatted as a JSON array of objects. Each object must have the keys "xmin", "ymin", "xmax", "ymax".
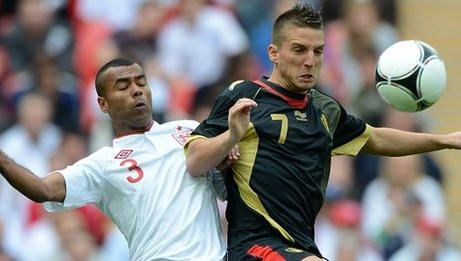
[
  {"xmin": 186, "ymin": 157, "xmax": 203, "ymax": 177},
  {"xmin": 33, "ymin": 184, "xmax": 56, "ymax": 203},
  {"xmin": 34, "ymin": 175, "xmax": 65, "ymax": 203},
  {"xmin": 185, "ymin": 141, "xmax": 205, "ymax": 177}
]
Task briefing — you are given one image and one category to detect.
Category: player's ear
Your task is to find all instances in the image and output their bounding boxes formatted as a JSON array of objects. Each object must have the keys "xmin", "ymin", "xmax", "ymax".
[
  {"xmin": 98, "ymin": 96, "xmax": 109, "ymax": 113},
  {"xmin": 268, "ymin": 44, "xmax": 279, "ymax": 64}
]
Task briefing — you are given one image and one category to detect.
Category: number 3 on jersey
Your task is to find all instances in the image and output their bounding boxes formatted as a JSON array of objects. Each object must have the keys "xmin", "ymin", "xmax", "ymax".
[{"xmin": 120, "ymin": 159, "xmax": 144, "ymax": 183}]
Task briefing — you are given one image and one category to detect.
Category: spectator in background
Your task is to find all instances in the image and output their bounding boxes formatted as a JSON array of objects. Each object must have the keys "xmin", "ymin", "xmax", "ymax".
[
  {"xmin": 51, "ymin": 211, "xmax": 101, "ymax": 261},
  {"xmin": 354, "ymin": 109, "xmax": 444, "ymax": 199},
  {"xmin": 0, "ymin": 222, "xmax": 13, "ymax": 261},
  {"xmin": 158, "ymin": 0, "xmax": 248, "ymax": 117},
  {"xmin": 12, "ymin": 53, "xmax": 79, "ymax": 132},
  {"xmin": 0, "ymin": 93, "xmax": 61, "ymax": 260},
  {"xmin": 74, "ymin": 0, "xmax": 146, "ymax": 31},
  {"xmin": 0, "ymin": 46, "xmax": 15, "ymax": 132},
  {"xmin": 248, "ymin": 0, "xmax": 296, "ymax": 74},
  {"xmin": 321, "ymin": 0, "xmax": 398, "ymax": 106},
  {"xmin": 361, "ymin": 155, "xmax": 446, "ymax": 258},
  {"xmin": 316, "ymin": 198, "xmax": 382, "ymax": 261},
  {"xmin": 2, "ymin": 0, "xmax": 74, "ymax": 74},
  {"xmin": 233, "ymin": 0, "xmax": 274, "ymax": 34},
  {"xmin": 389, "ymin": 217, "xmax": 461, "ymax": 261}
]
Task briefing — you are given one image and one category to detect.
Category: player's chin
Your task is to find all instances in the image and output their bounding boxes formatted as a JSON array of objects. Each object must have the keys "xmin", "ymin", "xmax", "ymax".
[
  {"xmin": 295, "ymin": 82, "xmax": 315, "ymax": 92},
  {"xmin": 130, "ymin": 110, "xmax": 152, "ymax": 122},
  {"xmin": 131, "ymin": 115, "xmax": 152, "ymax": 128}
]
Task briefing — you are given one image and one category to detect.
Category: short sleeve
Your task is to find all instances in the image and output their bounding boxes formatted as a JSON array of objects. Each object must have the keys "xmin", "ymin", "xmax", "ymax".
[
  {"xmin": 43, "ymin": 149, "xmax": 107, "ymax": 212},
  {"xmin": 331, "ymin": 105, "xmax": 370, "ymax": 156}
]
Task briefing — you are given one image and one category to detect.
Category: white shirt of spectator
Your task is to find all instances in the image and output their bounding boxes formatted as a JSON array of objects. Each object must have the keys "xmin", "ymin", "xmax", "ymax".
[
  {"xmin": 158, "ymin": 6, "xmax": 248, "ymax": 88},
  {"xmin": 44, "ymin": 120, "xmax": 225, "ymax": 261}
]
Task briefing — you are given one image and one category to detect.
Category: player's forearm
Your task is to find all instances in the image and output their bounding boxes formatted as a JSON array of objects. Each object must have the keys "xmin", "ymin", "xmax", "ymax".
[
  {"xmin": 0, "ymin": 150, "xmax": 57, "ymax": 202},
  {"xmin": 362, "ymin": 127, "xmax": 448, "ymax": 156},
  {"xmin": 186, "ymin": 131, "xmax": 236, "ymax": 176}
]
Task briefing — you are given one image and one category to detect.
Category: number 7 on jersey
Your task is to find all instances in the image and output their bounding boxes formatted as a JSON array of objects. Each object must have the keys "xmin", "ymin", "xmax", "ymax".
[{"xmin": 271, "ymin": 114, "xmax": 288, "ymax": 144}]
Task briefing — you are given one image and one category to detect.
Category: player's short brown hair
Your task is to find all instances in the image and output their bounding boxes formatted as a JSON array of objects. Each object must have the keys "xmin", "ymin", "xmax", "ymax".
[{"xmin": 272, "ymin": 3, "xmax": 323, "ymax": 46}]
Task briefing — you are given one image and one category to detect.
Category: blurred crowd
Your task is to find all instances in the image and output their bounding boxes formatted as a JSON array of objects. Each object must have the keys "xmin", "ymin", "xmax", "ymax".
[{"xmin": 0, "ymin": 0, "xmax": 459, "ymax": 260}]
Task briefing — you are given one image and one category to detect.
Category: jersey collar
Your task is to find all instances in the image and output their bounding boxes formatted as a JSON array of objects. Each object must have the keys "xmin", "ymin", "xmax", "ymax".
[
  {"xmin": 254, "ymin": 77, "xmax": 309, "ymax": 109},
  {"xmin": 113, "ymin": 121, "xmax": 159, "ymax": 147}
]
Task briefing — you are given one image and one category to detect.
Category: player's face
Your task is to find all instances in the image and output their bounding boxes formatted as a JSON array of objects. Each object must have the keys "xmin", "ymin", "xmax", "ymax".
[
  {"xmin": 98, "ymin": 64, "xmax": 153, "ymax": 130},
  {"xmin": 269, "ymin": 25, "xmax": 324, "ymax": 93}
]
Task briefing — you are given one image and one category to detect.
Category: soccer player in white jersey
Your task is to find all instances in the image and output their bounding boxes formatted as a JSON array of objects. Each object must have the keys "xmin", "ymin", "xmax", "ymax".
[{"xmin": 0, "ymin": 58, "xmax": 226, "ymax": 260}]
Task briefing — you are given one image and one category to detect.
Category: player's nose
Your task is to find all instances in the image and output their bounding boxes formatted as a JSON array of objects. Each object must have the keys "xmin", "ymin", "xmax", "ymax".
[
  {"xmin": 131, "ymin": 83, "xmax": 144, "ymax": 97},
  {"xmin": 303, "ymin": 51, "xmax": 315, "ymax": 67}
]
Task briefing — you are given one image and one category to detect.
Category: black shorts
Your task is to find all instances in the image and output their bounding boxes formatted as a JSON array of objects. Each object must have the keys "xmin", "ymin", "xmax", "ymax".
[
  {"xmin": 227, "ymin": 234, "xmax": 320, "ymax": 261},
  {"xmin": 244, "ymin": 243, "xmax": 317, "ymax": 261}
]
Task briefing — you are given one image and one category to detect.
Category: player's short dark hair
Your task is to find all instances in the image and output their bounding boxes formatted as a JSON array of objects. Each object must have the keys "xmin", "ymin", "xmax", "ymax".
[
  {"xmin": 272, "ymin": 3, "xmax": 323, "ymax": 46},
  {"xmin": 95, "ymin": 58, "xmax": 136, "ymax": 97}
]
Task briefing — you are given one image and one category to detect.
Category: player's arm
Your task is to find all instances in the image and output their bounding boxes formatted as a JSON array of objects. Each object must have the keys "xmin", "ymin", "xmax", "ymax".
[
  {"xmin": 0, "ymin": 150, "xmax": 65, "ymax": 203},
  {"xmin": 186, "ymin": 98, "xmax": 257, "ymax": 177},
  {"xmin": 361, "ymin": 126, "xmax": 461, "ymax": 156}
]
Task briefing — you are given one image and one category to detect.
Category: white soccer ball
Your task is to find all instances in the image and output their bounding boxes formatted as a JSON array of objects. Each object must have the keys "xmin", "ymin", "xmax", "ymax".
[{"xmin": 375, "ymin": 40, "xmax": 446, "ymax": 112}]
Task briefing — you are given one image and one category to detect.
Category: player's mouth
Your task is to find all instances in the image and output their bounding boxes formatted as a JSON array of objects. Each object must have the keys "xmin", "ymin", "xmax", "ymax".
[
  {"xmin": 298, "ymin": 74, "xmax": 314, "ymax": 82},
  {"xmin": 133, "ymin": 101, "xmax": 148, "ymax": 110}
]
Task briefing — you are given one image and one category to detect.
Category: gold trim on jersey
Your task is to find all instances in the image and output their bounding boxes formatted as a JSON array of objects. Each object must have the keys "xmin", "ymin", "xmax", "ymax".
[
  {"xmin": 184, "ymin": 135, "xmax": 208, "ymax": 156},
  {"xmin": 332, "ymin": 124, "xmax": 372, "ymax": 156},
  {"xmin": 229, "ymin": 80, "xmax": 244, "ymax": 91},
  {"xmin": 232, "ymin": 123, "xmax": 295, "ymax": 243}
]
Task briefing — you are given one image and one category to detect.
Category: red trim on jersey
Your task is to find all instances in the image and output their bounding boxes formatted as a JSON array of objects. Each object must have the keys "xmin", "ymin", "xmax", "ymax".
[
  {"xmin": 253, "ymin": 80, "xmax": 308, "ymax": 109},
  {"xmin": 247, "ymin": 244, "xmax": 286, "ymax": 261}
]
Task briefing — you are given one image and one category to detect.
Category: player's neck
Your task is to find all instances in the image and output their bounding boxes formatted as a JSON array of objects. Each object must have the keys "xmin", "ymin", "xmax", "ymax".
[
  {"xmin": 114, "ymin": 121, "xmax": 154, "ymax": 138},
  {"xmin": 268, "ymin": 73, "xmax": 308, "ymax": 95}
]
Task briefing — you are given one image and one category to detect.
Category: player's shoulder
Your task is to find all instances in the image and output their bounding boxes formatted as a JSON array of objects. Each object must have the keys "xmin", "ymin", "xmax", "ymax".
[
  {"xmin": 89, "ymin": 146, "xmax": 114, "ymax": 159},
  {"xmin": 69, "ymin": 146, "xmax": 113, "ymax": 170},
  {"xmin": 309, "ymin": 88, "xmax": 343, "ymax": 110},
  {"xmin": 157, "ymin": 120, "xmax": 199, "ymax": 132},
  {"xmin": 220, "ymin": 80, "xmax": 261, "ymax": 99}
]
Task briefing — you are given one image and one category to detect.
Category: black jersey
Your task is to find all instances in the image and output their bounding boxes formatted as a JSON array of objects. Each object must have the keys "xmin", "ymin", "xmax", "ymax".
[{"xmin": 187, "ymin": 77, "xmax": 370, "ymax": 258}]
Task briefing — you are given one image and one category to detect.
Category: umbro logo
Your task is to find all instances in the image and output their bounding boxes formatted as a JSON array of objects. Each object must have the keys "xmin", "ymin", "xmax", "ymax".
[
  {"xmin": 115, "ymin": 149, "xmax": 133, "ymax": 159},
  {"xmin": 294, "ymin": 110, "xmax": 307, "ymax": 121}
]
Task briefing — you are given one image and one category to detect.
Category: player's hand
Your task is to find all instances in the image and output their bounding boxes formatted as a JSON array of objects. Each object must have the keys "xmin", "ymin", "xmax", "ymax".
[
  {"xmin": 216, "ymin": 144, "xmax": 240, "ymax": 171},
  {"xmin": 228, "ymin": 98, "xmax": 257, "ymax": 144},
  {"xmin": 446, "ymin": 131, "xmax": 461, "ymax": 149}
]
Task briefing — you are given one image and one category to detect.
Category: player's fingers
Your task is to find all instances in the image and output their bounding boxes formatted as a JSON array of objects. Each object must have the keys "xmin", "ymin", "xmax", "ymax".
[
  {"xmin": 233, "ymin": 98, "xmax": 257, "ymax": 109},
  {"xmin": 230, "ymin": 99, "xmax": 257, "ymax": 114},
  {"xmin": 230, "ymin": 145, "xmax": 240, "ymax": 159}
]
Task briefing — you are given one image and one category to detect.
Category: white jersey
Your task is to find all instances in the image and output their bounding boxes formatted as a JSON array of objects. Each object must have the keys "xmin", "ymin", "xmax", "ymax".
[{"xmin": 44, "ymin": 120, "xmax": 226, "ymax": 260}]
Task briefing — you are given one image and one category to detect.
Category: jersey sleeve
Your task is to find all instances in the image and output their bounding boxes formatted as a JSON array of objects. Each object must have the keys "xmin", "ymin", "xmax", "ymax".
[
  {"xmin": 43, "ymin": 149, "xmax": 107, "ymax": 212},
  {"xmin": 331, "ymin": 105, "xmax": 371, "ymax": 156}
]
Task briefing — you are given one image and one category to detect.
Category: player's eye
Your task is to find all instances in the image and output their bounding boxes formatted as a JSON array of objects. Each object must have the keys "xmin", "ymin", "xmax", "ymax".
[
  {"xmin": 117, "ymin": 82, "xmax": 129, "ymax": 90},
  {"xmin": 136, "ymin": 77, "xmax": 147, "ymax": 86},
  {"xmin": 292, "ymin": 48, "xmax": 304, "ymax": 53}
]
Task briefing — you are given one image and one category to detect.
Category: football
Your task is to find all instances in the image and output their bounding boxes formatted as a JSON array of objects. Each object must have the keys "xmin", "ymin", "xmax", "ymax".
[{"xmin": 375, "ymin": 40, "xmax": 446, "ymax": 112}]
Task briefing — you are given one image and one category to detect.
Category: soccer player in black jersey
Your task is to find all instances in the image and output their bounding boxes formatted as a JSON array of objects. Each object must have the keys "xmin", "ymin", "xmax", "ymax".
[{"xmin": 185, "ymin": 4, "xmax": 461, "ymax": 261}]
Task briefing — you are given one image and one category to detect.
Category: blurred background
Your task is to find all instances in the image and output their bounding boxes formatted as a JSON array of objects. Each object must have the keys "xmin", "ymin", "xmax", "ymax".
[{"xmin": 0, "ymin": 0, "xmax": 459, "ymax": 260}]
